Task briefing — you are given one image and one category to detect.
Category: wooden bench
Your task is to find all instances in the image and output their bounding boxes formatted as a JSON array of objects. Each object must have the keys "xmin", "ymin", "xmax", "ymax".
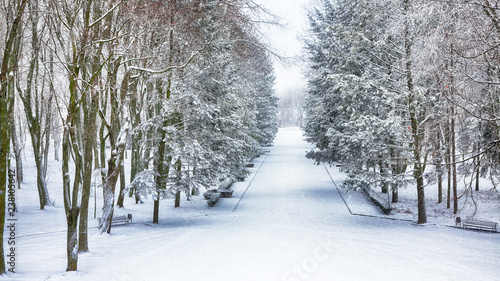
[
  {"xmin": 207, "ymin": 193, "xmax": 221, "ymax": 207},
  {"xmin": 456, "ymin": 217, "xmax": 498, "ymax": 232},
  {"xmin": 218, "ymin": 189, "xmax": 234, "ymax": 198},
  {"xmin": 245, "ymin": 163, "xmax": 254, "ymax": 168},
  {"xmin": 99, "ymin": 214, "xmax": 132, "ymax": 226}
]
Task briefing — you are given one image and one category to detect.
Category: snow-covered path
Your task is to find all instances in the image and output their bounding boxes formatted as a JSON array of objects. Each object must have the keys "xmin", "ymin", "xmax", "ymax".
[{"xmin": 11, "ymin": 128, "xmax": 500, "ymax": 281}]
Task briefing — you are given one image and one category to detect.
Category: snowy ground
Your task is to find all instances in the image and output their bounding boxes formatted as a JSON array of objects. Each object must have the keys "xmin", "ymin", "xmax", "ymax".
[
  {"xmin": 4, "ymin": 127, "xmax": 500, "ymax": 280},
  {"xmin": 326, "ymin": 160, "xmax": 500, "ymax": 227}
]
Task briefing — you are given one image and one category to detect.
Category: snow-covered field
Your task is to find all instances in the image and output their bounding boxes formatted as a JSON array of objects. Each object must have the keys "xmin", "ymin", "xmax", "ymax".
[{"xmin": 4, "ymin": 127, "xmax": 500, "ymax": 280}]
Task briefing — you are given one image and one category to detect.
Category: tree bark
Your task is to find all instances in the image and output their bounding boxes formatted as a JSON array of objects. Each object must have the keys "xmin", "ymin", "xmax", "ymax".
[{"xmin": 79, "ymin": 90, "xmax": 98, "ymax": 253}]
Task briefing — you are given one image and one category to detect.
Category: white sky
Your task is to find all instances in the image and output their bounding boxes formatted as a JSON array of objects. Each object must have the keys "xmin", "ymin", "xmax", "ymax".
[{"xmin": 253, "ymin": 0, "xmax": 311, "ymax": 96}]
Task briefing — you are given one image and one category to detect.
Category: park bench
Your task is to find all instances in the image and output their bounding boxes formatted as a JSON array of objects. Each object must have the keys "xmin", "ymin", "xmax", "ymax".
[
  {"xmin": 204, "ymin": 181, "xmax": 234, "ymax": 206},
  {"xmin": 218, "ymin": 189, "xmax": 234, "ymax": 198},
  {"xmin": 455, "ymin": 217, "xmax": 498, "ymax": 232},
  {"xmin": 99, "ymin": 214, "xmax": 132, "ymax": 226},
  {"xmin": 207, "ymin": 192, "xmax": 221, "ymax": 207},
  {"xmin": 245, "ymin": 163, "xmax": 254, "ymax": 168}
]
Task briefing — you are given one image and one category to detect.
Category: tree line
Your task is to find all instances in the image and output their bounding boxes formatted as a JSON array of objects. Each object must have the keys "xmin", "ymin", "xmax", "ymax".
[
  {"xmin": 0, "ymin": 0, "xmax": 278, "ymax": 273},
  {"xmin": 303, "ymin": 0, "xmax": 500, "ymax": 224}
]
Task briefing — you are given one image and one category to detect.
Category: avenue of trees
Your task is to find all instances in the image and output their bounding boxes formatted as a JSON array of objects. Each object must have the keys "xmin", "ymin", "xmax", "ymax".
[
  {"xmin": 0, "ymin": 0, "xmax": 278, "ymax": 273},
  {"xmin": 304, "ymin": 0, "xmax": 500, "ymax": 224}
]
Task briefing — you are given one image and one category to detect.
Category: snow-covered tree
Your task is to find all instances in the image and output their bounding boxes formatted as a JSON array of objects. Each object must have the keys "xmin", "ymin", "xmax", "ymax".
[
  {"xmin": 303, "ymin": 0, "xmax": 410, "ymax": 195},
  {"xmin": 303, "ymin": 0, "xmax": 466, "ymax": 223}
]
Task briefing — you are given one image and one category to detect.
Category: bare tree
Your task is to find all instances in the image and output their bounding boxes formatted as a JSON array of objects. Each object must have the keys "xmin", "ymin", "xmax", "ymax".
[{"xmin": 18, "ymin": 0, "xmax": 53, "ymax": 210}]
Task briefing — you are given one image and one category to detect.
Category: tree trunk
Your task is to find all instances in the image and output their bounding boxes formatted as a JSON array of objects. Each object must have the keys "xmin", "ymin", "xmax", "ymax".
[
  {"xmin": 175, "ymin": 191, "xmax": 181, "ymax": 208},
  {"xmin": 404, "ymin": 0, "xmax": 426, "ymax": 224},
  {"xmin": 391, "ymin": 184, "xmax": 398, "ymax": 203},
  {"xmin": 153, "ymin": 199, "xmax": 160, "ymax": 224},
  {"xmin": 100, "ymin": 140, "xmax": 127, "ymax": 234},
  {"xmin": 416, "ymin": 175, "xmax": 427, "ymax": 224},
  {"xmin": 9, "ymin": 82, "xmax": 23, "ymax": 189},
  {"xmin": 99, "ymin": 121, "xmax": 107, "ymax": 202},
  {"xmin": 34, "ymin": 155, "xmax": 51, "ymax": 209},
  {"xmin": 116, "ymin": 159, "xmax": 126, "ymax": 208},
  {"xmin": 153, "ymin": 127, "xmax": 168, "ymax": 224},
  {"xmin": 447, "ymin": 42, "xmax": 458, "ymax": 215},
  {"xmin": 447, "ymin": 148, "xmax": 451, "ymax": 209},
  {"xmin": 153, "ymin": 3, "xmax": 177, "ymax": 222},
  {"xmin": 49, "ymin": 50, "xmax": 60, "ymax": 163},
  {"xmin": 174, "ymin": 158, "xmax": 182, "ymax": 207},
  {"xmin": 42, "ymin": 95, "xmax": 53, "ymax": 180},
  {"xmin": 99, "ymin": 118, "xmax": 107, "ymax": 171},
  {"xmin": 380, "ymin": 165, "xmax": 388, "ymax": 194},
  {"xmin": 451, "ymin": 116, "xmax": 458, "ymax": 214},
  {"xmin": 0, "ymin": 78, "xmax": 10, "ymax": 277},
  {"xmin": 79, "ymin": 91, "xmax": 98, "ymax": 253},
  {"xmin": 436, "ymin": 131, "xmax": 443, "ymax": 204},
  {"xmin": 437, "ymin": 168, "xmax": 443, "ymax": 204},
  {"xmin": 63, "ymin": 121, "xmax": 83, "ymax": 272},
  {"xmin": 475, "ymin": 142, "xmax": 480, "ymax": 191},
  {"xmin": 66, "ymin": 207, "xmax": 80, "ymax": 271}
]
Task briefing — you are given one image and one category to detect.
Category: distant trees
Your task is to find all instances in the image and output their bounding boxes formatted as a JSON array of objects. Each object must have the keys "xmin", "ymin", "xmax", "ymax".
[
  {"xmin": 0, "ymin": 0, "xmax": 278, "ymax": 273},
  {"xmin": 303, "ymin": 0, "xmax": 500, "ymax": 224},
  {"xmin": 278, "ymin": 88, "xmax": 305, "ymax": 127}
]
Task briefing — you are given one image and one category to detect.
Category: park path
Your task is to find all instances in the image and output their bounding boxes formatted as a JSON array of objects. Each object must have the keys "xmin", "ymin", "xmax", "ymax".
[{"xmin": 101, "ymin": 127, "xmax": 499, "ymax": 281}]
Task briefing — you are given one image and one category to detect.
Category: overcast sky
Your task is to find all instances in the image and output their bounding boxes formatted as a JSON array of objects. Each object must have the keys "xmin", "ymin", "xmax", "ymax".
[{"xmin": 253, "ymin": 0, "xmax": 311, "ymax": 96}]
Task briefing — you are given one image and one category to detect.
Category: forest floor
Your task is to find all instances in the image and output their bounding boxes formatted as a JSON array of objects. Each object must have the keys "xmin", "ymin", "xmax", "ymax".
[{"xmin": 3, "ymin": 127, "xmax": 500, "ymax": 281}]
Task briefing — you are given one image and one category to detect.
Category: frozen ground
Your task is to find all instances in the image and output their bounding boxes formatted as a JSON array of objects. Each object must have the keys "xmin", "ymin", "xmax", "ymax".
[{"xmin": 4, "ymin": 127, "xmax": 500, "ymax": 281}]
